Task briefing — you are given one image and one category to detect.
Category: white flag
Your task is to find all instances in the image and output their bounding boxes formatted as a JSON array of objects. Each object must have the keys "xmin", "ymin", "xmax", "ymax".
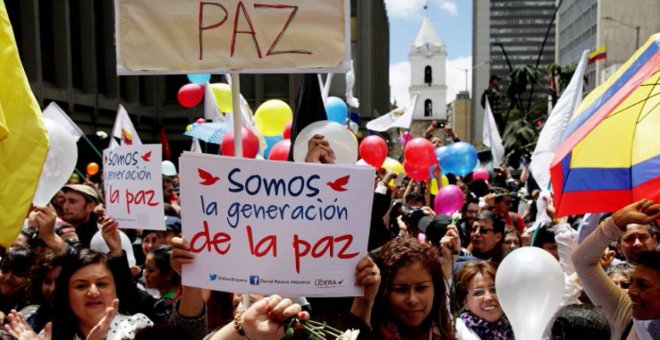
[
  {"xmin": 190, "ymin": 137, "xmax": 202, "ymax": 153},
  {"xmin": 224, "ymin": 74, "xmax": 265, "ymax": 153},
  {"xmin": 482, "ymin": 98, "xmax": 505, "ymax": 166},
  {"xmin": 529, "ymin": 50, "xmax": 588, "ymax": 191},
  {"xmin": 345, "ymin": 60, "xmax": 360, "ymax": 108},
  {"xmin": 42, "ymin": 102, "xmax": 83, "ymax": 142},
  {"xmin": 204, "ymin": 83, "xmax": 225, "ymax": 122},
  {"xmin": 109, "ymin": 105, "xmax": 141, "ymax": 149},
  {"xmin": 366, "ymin": 93, "xmax": 419, "ymax": 132}
]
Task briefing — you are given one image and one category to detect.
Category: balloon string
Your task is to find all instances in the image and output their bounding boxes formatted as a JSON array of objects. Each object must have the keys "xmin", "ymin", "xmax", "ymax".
[
  {"xmin": 74, "ymin": 168, "xmax": 85, "ymax": 179},
  {"xmin": 81, "ymin": 134, "xmax": 103, "ymax": 159}
]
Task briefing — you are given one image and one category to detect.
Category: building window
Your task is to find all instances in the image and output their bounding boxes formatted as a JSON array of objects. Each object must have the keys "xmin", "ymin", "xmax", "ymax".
[
  {"xmin": 424, "ymin": 66, "xmax": 432, "ymax": 84},
  {"xmin": 424, "ymin": 99, "xmax": 433, "ymax": 117}
]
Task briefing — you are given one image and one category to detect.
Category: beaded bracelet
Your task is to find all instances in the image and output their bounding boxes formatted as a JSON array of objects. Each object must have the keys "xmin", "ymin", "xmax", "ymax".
[{"xmin": 233, "ymin": 310, "xmax": 247, "ymax": 337}]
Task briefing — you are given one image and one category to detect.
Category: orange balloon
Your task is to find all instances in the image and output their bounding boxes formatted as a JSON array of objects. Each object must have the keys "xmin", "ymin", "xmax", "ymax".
[{"xmin": 86, "ymin": 162, "xmax": 100, "ymax": 176}]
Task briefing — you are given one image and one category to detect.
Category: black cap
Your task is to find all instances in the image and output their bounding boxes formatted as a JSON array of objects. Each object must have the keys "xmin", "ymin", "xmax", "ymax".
[{"xmin": 425, "ymin": 214, "xmax": 452, "ymax": 246}]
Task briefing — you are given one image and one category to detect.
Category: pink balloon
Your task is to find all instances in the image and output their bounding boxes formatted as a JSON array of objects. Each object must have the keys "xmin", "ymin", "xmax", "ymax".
[
  {"xmin": 221, "ymin": 128, "xmax": 260, "ymax": 158},
  {"xmin": 359, "ymin": 136, "xmax": 388, "ymax": 168},
  {"xmin": 400, "ymin": 131, "xmax": 413, "ymax": 146},
  {"xmin": 195, "ymin": 118, "xmax": 206, "ymax": 125},
  {"xmin": 282, "ymin": 121, "xmax": 292, "ymax": 139},
  {"xmin": 473, "ymin": 168, "xmax": 489, "ymax": 181},
  {"xmin": 404, "ymin": 161, "xmax": 430, "ymax": 181},
  {"xmin": 434, "ymin": 184, "xmax": 464, "ymax": 215},
  {"xmin": 404, "ymin": 138, "xmax": 436, "ymax": 168},
  {"xmin": 268, "ymin": 139, "xmax": 291, "ymax": 161},
  {"xmin": 177, "ymin": 84, "xmax": 204, "ymax": 108}
]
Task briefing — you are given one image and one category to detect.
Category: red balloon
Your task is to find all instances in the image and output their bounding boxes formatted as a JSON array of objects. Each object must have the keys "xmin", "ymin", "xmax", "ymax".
[
  {"xmin": 404, "ymin": 138, "xmax": 436, "ymax": 168},
  {"xmin": 404, "ymin": 161, "xmax": 430, "ymax": 181},
  {"xmin": 359, "ymin": 136, "xmax": 387, "ymax": 168},
  {"xmin": 178, "ymin": 84, "xmax": 204, "ymax": 108},
  {"xmin": 195, "ymin": 118, "xmax": 206, "ymax": 125},
  {"xmin": 282, "ymin": 121, "xmax": 293, "ymax": 139},
  {"xmin": 221, "ymin": 128, "xmax": 260, "ymax": 158},
  {"xmin": 268, "ymin": 139, "xmax": 291, "ymax": 161}
]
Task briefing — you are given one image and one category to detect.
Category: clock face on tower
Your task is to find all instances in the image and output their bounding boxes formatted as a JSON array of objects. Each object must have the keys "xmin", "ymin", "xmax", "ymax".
[{"xmin": 421, "ymin": 43, "xmax": 434, "ymax": 56}]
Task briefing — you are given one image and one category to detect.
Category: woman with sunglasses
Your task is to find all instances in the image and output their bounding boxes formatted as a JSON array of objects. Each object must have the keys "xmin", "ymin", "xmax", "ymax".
[{"xmin": 455, "ymin": 261, "xmax": 513, "ymax": 340}]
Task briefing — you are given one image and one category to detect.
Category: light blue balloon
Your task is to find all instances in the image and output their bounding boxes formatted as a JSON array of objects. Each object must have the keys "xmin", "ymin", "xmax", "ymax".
[
  {"xmin": 429, "ymin": 146, "xmax": 449, "ymax": 176},
  {"xmin": 439, "ymin": 142, "xmax": 478, "ymax": 176},
  {"xmin": 263, "ymin": 135, "xmax": 283, "ymax": 158},
  {"xmin": 325, "ymin": 97, "xmax": 349, "ymax": 124},
  {"xmin": 187, "ymin": 73, "xmax": 211, "ymax": 84}
]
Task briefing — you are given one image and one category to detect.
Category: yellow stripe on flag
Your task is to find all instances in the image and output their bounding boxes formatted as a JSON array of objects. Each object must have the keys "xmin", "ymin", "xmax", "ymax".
[
  {"xmin": 0, "ymin": 1, "xmax": 49, "ymax": 246},
  {"xmin": 588, "ymin": 46, "xmax": 606, "ymax": 60}
]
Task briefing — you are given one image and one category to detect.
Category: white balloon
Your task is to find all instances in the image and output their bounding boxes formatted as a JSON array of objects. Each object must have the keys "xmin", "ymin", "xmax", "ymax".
[
  {"xmin": 32, "ymin": 118, "xmax": 78, "ymax": 205},
  {"xmin": 292, "ymin": 120, "xmax": 357, "ymax": 164},
  {"xmin": 495, "ymin": 247, "xmax": 564, "ymax": 340}
]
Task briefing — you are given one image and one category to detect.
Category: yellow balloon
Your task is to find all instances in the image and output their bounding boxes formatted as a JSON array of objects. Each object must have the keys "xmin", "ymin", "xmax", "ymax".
[
  {"xmin": 186, "ymin": 124, "xmax": 193, "ymax": 132},
  {"xmin": 210, "ymin": 83, "xmax": 233, "ymax": 112},
  {"xmin": 430, "ymin": 179, "xmax": 439, "ymax": 195},
  {"xmin": 254, "ymin": 99, "xmax": 293, "ymax": 136},
  {"xmin": 382, "ymin": 157, "xmax": 403, "ymax": 174},
  {"xmin": 429, "ymin": 176, "xmax": 448, "ymax": 195}
]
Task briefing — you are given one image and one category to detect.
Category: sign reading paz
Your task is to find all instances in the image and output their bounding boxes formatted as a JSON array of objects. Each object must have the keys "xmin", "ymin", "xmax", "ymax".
[
  {"xmin": 115, "ymin": 0, "xmax": 350, "ymax": 74},
  {"xmin": 180, "ymin": 153, "xmax": 374, "ymax": 296},
  {"xmin": 103, "ymin": 145, "xmax": 165, "ymax": 230}
]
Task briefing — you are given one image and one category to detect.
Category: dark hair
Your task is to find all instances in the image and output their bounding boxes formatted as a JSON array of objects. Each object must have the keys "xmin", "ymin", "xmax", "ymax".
[
  {"xmin": 405, "ymin": 192, "xmax": 425, "ymax": 205},
  {"xmin": 0, "ymin": 246, "xmax": 36, "ymax": 279},
  {"xmin": 475, "ymin": 211, "xmax": 505, "ymax": 234},
  {"xmin": 532, "ymin": 225, "xmax": 557, "ymax": 248},
  {"xmin": 373, "ymin": 237, "xmax": 454, "ymax": 339},
  {"xmin": 27, "ymin": 250, "xmax": 62, "ymax": 306},
  {"xmin": 148, "ymin": 245, "xmax": 180, "ymax": 289},
  {"xmin": 551, "ymin": 304, "xmax": 610, "ymax": 340},
  {"xmin": 52, "ymin": 249, "xmax": 113, "ymax": 339},
  {"xmin": 637, "ymin": 250, "xmax": 660, "ymax": 272}
]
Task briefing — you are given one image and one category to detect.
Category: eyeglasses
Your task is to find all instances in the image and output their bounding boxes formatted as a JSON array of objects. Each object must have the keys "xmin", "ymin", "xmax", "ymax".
[
  {"xmin": 503, "ymin": 239, "xmax": 520, "ymax": 245},
  {"xmin": 465, "ymin": 209, "xmax": 479, "ymax": 214},
  {"xmin": 469, "ymin": 286, "xmax": 497, "ymax": 298},
  {"xmin": 472, "ymin": 226, "xmax": 495, "ymax": 235}
]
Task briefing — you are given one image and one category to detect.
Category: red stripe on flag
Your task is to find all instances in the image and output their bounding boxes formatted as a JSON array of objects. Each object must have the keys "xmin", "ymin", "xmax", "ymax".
[{"xmin": 555, "ymin": 190, "xmax": 630, "ymax": 217}]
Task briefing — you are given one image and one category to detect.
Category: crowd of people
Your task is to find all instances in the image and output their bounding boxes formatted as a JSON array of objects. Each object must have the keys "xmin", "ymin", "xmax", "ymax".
[{"xmin": 2, "ymin": 125, "xmax": 659, "ymax": 340}]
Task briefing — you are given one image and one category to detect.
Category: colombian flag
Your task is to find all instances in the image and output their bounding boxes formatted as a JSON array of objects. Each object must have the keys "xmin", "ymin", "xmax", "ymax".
[
  {"xmin": 550, "ymin": 34, "xmax": 660, "ymax": 217},
  {"xmin": 588, "ymin": 47, "xmax": 607, "ymax": 65},
  {"xmin": 0, "ymin": 1, "xmax": 49, "ymax": 245}
]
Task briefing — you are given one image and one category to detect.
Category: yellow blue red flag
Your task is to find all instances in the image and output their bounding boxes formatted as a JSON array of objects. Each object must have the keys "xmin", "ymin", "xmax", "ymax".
[
  {"xmin": 551, "ymin": 34, "xmax": 660, "ymax": 217},
  {"xmin": 0, "ymin": 1, "xmax": 49, "ymax": 246}
]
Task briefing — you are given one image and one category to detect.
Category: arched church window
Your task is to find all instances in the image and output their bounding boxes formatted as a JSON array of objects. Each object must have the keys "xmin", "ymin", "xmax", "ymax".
[
  {"xmin": 425, "ymin": 66, "xmax": 432, "ymax": 84},
  {"xmin": 424, "ymin": 99, "xmax": 433, "ymax": 117}
]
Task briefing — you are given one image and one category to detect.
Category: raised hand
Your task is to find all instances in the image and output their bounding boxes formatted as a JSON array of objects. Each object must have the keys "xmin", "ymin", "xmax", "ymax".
[
  {"xmin": 304, "ymin": 134, "xmax": 336, "ymax": 164},
  {"xmin": 612, "ymin": 199, "xmax": 660, "ymax": 230},
  {"xmin": 86, "ymin": 299, "xmax": 119, "ymax": 340},
  {"xmin": 100, "ymin": 217, "xmax": 122, "ymax": 257},
  {"xmin": 3, "ymin": 310, "xmax": 51, "ymax": 340},
  {"xmin": 169, "ymin": 236, "xmax": 195, "ymax": 276},
  {"xmin": 241, "ymin": 295, "xmax": 309, "ymax": 340}
]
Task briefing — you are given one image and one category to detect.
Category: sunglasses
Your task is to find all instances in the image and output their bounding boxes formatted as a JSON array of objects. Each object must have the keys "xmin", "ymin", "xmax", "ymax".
[{"xmin": 472, "ymin": 226, "xmax": 495, "ymax": 235}]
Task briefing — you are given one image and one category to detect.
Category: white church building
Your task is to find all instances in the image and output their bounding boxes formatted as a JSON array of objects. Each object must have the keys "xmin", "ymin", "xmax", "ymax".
[{"xmin": 409, "ymin": 15, "xmax": 447, "ymax": 122}]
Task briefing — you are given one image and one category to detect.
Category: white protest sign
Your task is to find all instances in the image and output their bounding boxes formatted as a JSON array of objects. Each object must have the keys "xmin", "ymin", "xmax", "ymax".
[
  {"xmin": 115, "ymin": 0, "xmax": 350, "ymax": 74},
  {"xmin": 180, "ymin": 152, "xmax": 374, "ymax": 296},
  {"xmin": 103, "ymin": 145, "xmax": 165, "ymax": 230}
]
